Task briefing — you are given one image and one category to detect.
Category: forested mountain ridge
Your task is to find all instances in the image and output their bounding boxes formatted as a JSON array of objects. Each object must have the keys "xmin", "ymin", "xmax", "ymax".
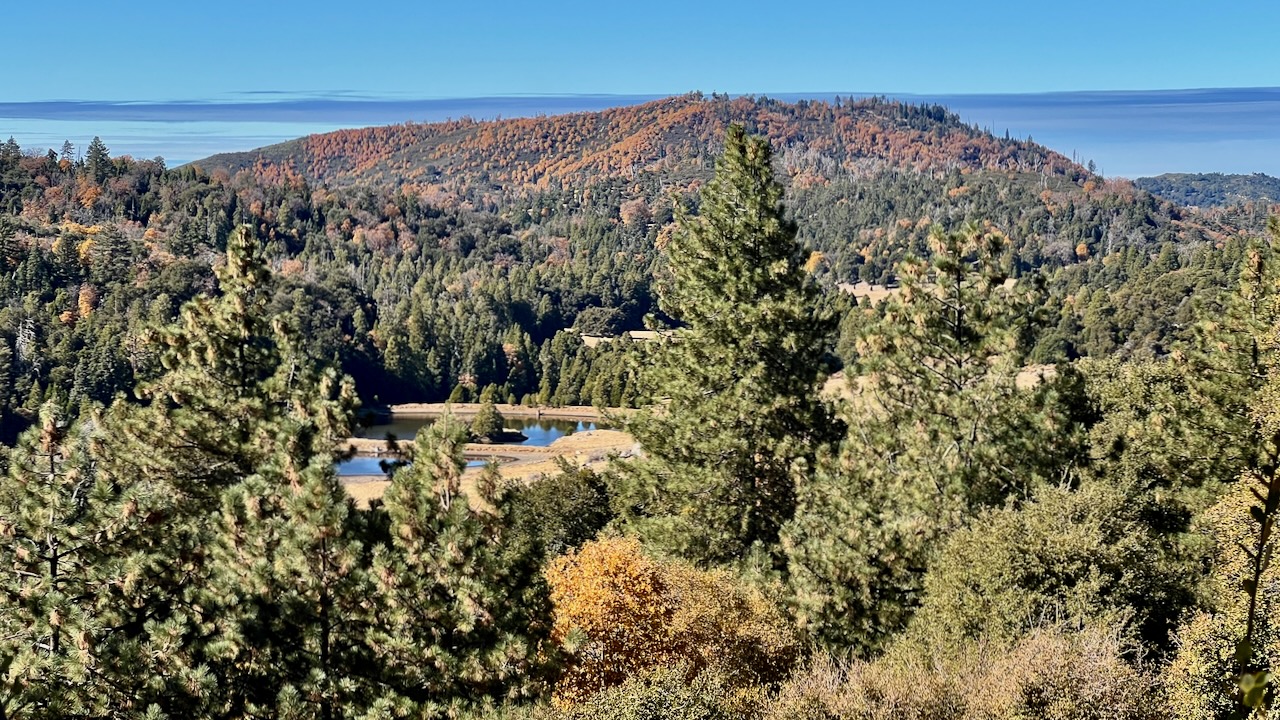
[
  {"xmin": 190, "ymin": 94, "xmax": 1266, "ymax": 292},
  {"xmin": 0, "ymin": 96, "xmax": 1272, "ymax": 448},
  {"xmin": 193, "ymin": 93, "xmax": 1088, "ymax": 193},
  {"xmin": 1136, "ymin": 172, "xmax": 1280, "ymax": 207}
]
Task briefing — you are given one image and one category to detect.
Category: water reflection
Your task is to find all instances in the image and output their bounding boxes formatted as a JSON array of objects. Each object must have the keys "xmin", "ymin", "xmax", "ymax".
[
  {"xmin": 338, "ymin": 455, "xmax": 487, "ymax": 477},
  {"xmin": 338, "ymin": 415, "xmax": 604, "ymax": 477},
  {"xmin": 354, "ymin": 416, "xmax": 601, "ymax": 446}
]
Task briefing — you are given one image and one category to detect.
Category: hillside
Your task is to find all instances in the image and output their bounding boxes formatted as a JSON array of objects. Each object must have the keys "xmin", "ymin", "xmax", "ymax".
[
  {"xmin": 194, "ymin": 93, "xmax": 1088, "ymax": 192},
  {"xmin": 1136, "ymin": 172, "xmax": 1280, "ymax": 207},
  {"xmin": 0, "ymin": 96, "xmax": 1263, "ymax": 445},
  {"xmin": 194, "ymin": 94, "xmax": 1251, "ymax": 287}
]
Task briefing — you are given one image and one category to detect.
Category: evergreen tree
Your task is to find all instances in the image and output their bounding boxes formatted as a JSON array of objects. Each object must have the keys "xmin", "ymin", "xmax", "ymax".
[
  {"xmin": 93, "ymin": 226, "xmax": 357, "ymax": 715},
  {"xmin": 613, "ymin": 124, "xmax": 841, "ymax": 566},
  {"xmin": 1162, "ymin": 220, "xmax": 1280, "ymax": 715},
  {"xmin": 471, "ymin": 384, "xmax": 505, "ymax": 440},
  {"xmin": 783, "ymin": 223, "xmax": 1087, "ymax": 653},
  {"xmin": 1174, "ymin": 224, "xmax": 1280, "ymax": 486},
  {"xmin": 368, "ymin": 414, "xmax": 554, "ymax": 714},
  {"xmin": 85, "ymin": 137, "xmax": 110, "ymax": 184},
  {"xmin": 0, "ymin": 404, "xmax": 117, "ymax": 717},
  {"xmin": 203, "ymin": 450, "xmax": 376, "ymax": 718}
]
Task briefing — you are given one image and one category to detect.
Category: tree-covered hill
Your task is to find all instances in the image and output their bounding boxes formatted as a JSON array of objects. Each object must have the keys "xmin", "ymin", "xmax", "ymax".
[
  {"xmin": 190, "ymin": 94, "xmax": 1257, "ymax": 290},
  {"xmin": 0, "ymin": 97, "xmax": 1266, "ymax": 446},
  {"xmin": 1136, "ymin": 172, "xmax": 1280, "ymax": 207},
  {"xmin": 192, "ymin": 93, "xmax": 1088, "ymax": 192}
]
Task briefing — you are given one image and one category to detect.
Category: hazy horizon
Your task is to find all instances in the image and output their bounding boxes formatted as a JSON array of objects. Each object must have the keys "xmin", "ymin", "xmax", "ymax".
[{"xmin": 4, "ymin": 87, "xmax": 1278, "ymax": 179}]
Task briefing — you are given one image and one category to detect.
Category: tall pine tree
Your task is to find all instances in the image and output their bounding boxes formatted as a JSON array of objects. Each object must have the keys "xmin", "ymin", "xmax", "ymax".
[
  {"xmin": 0, "ymin": 404, "xmax": 117, "ymax": 718},
  {"xmin": 203, "ymin": 450, "xmax": 375, "ymax": 719},
  {"xmin": 93, "ymin": 225, "xmax": 359, "ymax": 716},
  {"xmin": 783, "ymin": 223, "xmax": 1088, "ymax": 653},
  {"xmin": 613, "ymin": 124, "xmax": 841, "ymax": 566},
  {"xmin": 368, "ymin": 414, "xmax": 555, "ymax": 715}
]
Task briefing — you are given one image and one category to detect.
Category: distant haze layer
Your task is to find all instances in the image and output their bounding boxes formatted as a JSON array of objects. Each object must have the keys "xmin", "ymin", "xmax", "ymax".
[{"xmin": 3, "ymin": 88, "xmax": 1277, "ymax": 178}]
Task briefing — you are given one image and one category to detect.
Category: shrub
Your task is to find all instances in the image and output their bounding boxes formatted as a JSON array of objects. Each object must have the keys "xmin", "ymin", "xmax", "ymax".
[
  {"xmin": 1164, "ymin": 482, "xmax": 1280, "ymax": 719},
  {"xmin": 765, "ymin": 627, "xmax": 1162, "ymax": 720},
  {"xmin": 909, "ymin": 481, "xmax": 1198, "ymax": 652},
  {"xmin": 555, "ymin": 664, "xmax": 738, "ymax": 720},
  {"xmin": 545, "ymin": 536, "xmax": 801, "ymax": 705},
  {"xmin": 504, "ymin": 465, "xmax": 614, "ymax": 558}
]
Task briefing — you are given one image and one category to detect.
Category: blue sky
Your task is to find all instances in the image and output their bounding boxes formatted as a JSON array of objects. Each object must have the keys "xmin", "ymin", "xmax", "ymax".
[
  {"xmin": 6, "ymin": 0, "xmax": 1277, "ymax": 100},
  {"xmin": 2, "ymin": 1, "xmax": 1278, "ymax": 177}
]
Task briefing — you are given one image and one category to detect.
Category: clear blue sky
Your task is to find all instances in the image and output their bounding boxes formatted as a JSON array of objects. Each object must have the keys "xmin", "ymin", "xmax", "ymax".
[{"xmin": 4, "ymin": 0, "xmax": 1277, "ymax": 101}]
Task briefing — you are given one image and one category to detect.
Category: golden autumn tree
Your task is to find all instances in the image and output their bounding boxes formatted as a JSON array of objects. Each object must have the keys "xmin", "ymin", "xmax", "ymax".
[{"xmin": 546, "ymin": 536, "xmax": 801, "ymax": 705}]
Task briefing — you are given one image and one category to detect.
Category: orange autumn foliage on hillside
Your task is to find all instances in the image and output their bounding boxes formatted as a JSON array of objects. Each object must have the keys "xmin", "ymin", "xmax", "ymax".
[
  {"xmin": 215, "ymin": 95, "xmax": 1086, "ymax": 194},
  {"xmin": 546, "ymin": 536, "xmax": 801, "ymax": 705}
]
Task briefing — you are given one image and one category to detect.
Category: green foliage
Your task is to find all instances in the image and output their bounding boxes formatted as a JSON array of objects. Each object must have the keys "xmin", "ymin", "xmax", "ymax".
[
  {"xmin": 911, "ymin": 481, "xmax": 1198, "ymax": 650},
  {"xmin": 472, "ymin": 385, "xmax": 506, "ymax": 440},
  {"xmin": 0, "ymin": 404, "xmax": 118, "ymax": 717},
  {"xmin": 368, "ymin": 413, "xmax": 555, "ymax": 712},
  {"xmin": 203, "ymin": 457, "xmax": 376, "ymax": 718},
  {"xmin": 614, "ymin": 124, "xmax": 842, "ymax": 565},
  {"xmin": 1164, "ymin": 219, "xmax": 1280, "ymax": 718},
  {"xmin": 85, "ymin": 137, "xmax": 111, "ymax": 184},
  {"xmin": 1136, "ymin": 172, "xmax": 1280, "ymax": 207},
  {"xmin": 1176, "ymin": 232, "xmax": 1280, "ymax": 485},
  {"xmin": 783, "ymin": 223, "xmax": 1089, "ymax": 654},
  {"xmin": 503, "ymin": 464, "xmax": 614, "ymax": 558},
  {"xmin": 853, "ymin": 222, "xmax": 1069, "ymax": 505},
  {"xmin": 101, "ymin": 225, "xmax": 354, "ymax": 505},
  {"xmin": 90, "ymin": 225, "xmax": 361, "ymax": 716},
  {"xmin": 553, "ymin": 665, "xmax": 739, "ymax": 720},
  {"xmin": 1083, "ymin": 358, "xmax": 1238, "ymax": 510}
]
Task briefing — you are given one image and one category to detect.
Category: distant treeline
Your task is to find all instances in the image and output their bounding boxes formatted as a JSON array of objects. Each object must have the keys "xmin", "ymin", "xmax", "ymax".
[{"xmin": 1136, "ymin": 171, "xmax": 1280, "ymax": 207}]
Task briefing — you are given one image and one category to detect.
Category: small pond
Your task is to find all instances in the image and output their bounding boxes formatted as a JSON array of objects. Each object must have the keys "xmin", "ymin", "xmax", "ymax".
[{"xmin": 337, "ymin": 415, "xmax": 603, "ymax": 477}]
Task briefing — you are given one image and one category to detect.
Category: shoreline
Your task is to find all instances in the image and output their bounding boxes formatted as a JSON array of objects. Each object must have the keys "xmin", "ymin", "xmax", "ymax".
[
  {"xmin": 379, "ymin": 403, "xmax": 631, "ymax": 423},
  {"xmin": 342, "ymin": 428, "xmax": 638, "ymax": 508}
]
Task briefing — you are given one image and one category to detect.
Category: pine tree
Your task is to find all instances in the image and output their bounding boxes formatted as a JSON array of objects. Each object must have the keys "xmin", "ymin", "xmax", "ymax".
[
  {"xmin": 203, "ymin": 449, "xmax": 375, "ymax": 718},
  {"xmin": 85, "ymin": 137, "xmax": 110, "ymax": 184},
  {"xmin": 470, "ymin": 384, "xmax": 505, "ymax": 441},
  {"xmin": 0, "ymin": 404, "xmax": 117, "ymax": 717},
  {"xmin": 782, "ymin": 223, "xmax": 1087, "ymax": 653},
  {"xmin": 1174, "ymin": 223, "xmax": 1280, "ymax": 485},
  {"xmin": 613, "ymin": 124, "xmax": 841, "ymax": 566},
  {"xmin": 368, "ymin": 414, "xmax": 554, "ymax": 714},
  {"xmin": 93, "ymin": 225, "xmax": 358, "ymax": 715}
]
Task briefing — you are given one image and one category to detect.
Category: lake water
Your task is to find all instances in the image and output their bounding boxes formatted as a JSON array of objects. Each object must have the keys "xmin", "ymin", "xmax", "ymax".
[
  {"xmin": 338, "ymin": 455, "xmax": 488, "ymax": 476},
  {"xmin": 355, "ymin": 415, "xmax": 599, "ymax": 445},
  {"xmin": 337, "ymin": 415, "xmax": 600, "ymax": 477}
]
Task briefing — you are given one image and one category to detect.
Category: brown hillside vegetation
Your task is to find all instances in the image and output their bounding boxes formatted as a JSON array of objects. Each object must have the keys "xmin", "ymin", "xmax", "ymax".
[{"xmin": 195, "ymin": 94, "xmax": 1088, "ymax": 193}]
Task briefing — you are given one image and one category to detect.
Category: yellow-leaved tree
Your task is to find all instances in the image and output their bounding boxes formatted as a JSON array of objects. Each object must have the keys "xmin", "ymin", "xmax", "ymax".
[{"xmin": 545, "ymin": 536, "xmax": 801, "ymax": 706}]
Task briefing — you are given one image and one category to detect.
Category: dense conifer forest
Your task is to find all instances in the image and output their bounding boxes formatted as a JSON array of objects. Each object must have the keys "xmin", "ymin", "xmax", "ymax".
[
  {"xmin": 1136, "ymin": 172, "xmax": 1280, "ymax": 207},
  {"xmin": 3, "ymin": 95, "xmax": 1280, "ymax": 717}
]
